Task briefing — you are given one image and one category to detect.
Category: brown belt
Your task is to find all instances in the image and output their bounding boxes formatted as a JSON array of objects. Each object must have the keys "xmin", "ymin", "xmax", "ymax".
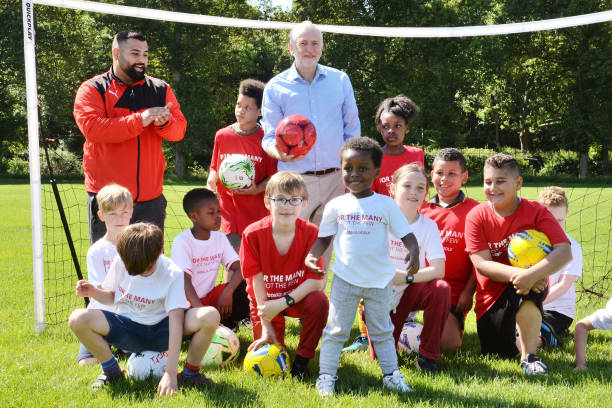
[{"xmin": 302, "ymin": 168, "xmax": 339, "ymax": 176}]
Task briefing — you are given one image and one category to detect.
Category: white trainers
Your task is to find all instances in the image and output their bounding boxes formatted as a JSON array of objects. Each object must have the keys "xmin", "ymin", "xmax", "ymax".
[
  {"xmin": 382, "ymin": 370, "xmax": 413, "ymax": 393},
  {"xmin": 316, "ymin": 374, "xmax": 337, "ymax": 397}
]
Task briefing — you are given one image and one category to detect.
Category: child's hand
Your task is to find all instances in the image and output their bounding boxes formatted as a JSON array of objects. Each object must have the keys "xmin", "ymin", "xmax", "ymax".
[
  {"xmin": 233, "ymin": 180, "xmax": 257, "ymax": 195},
  {"xmin": 510, "ymin": 270, "xmax": 537, "ymax": 295},
  {"xmin": 574, "ymin": 364, "xmax": 587, "ymax": 372},
  {"xmin": 75, "ymin": 280, "xmax": 94, "ymax": 298},
  {"xmin": 531, "ymin": 278, "xmax": 548, "ymax": 293},
  {"xmin": 248, "ymin": 329, "xmax": 278, "ymax": 352},
  {"xmin": 206, "ymin": 169, "xmax": 218, "ymax": 192},
  {"xmin": 216, "ymin": 288, "xmax": 233, "ymax": 319},
  {"xmin": 258, "ymin": 298, "xmax": 285, "ymax": 321},
  {"xmin": 305, "ymin": 253, "xmax": 325, "ymax": 276},
  {"xmin": 404, "ymin": 253, "xmax": 419, "ymax": 275},
  {"xmin": 455, "ymin": 290, "xmax": 474, "ymax": 314},
  {"xmin": 157, "ymin": 371, "xmax": 179, "ymax": 397}
]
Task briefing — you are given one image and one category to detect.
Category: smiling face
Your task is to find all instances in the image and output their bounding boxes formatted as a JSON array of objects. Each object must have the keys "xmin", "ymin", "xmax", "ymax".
[
  {"xmin": 189, "ymin": 198, "xmax": 222, "ymax": 238},
  {"xmin": 483, "ymin": 165, "xmax": 522, "ymax": 214},
  {"xmin": 289, "ymin": 25, "xmax": 323, "ymax": 74},
  {"xmin": 113, "ymin": 38, "xmax": 148, "ymax": 83},
  {"xmin": 379, "ymin": 111, "xmax": 409, "ymax": 149},
  {"xmin": 235, "ymin": 93, "xmax": 260, "ymax": 131},
  {"xmin": 264, "ymin": 191, "xmax": 307, "ymax": 227},
  {"xmin": 390, "ymin": 171, "xmax": 428, "ymax": 216},
  {"xmin": 431, "ymin": 159, "xmax": 468, "ymax": 205},
  {"xmin": 341, "ymin": 149, "xmax": 379, "ymax": 198}
]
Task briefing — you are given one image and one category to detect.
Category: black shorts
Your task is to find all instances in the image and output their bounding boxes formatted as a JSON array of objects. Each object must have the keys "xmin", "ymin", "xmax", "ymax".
[
  {"xmin": 541, "ymin": 310, "xmax": 573, "ymax": 335},
  {"xmin": 449, "ymin": 304, "xmax": 465, "ymax": 332},
  {"xmin": 477, "ymin": 284, "xmax": 547, "ymax": 358}
]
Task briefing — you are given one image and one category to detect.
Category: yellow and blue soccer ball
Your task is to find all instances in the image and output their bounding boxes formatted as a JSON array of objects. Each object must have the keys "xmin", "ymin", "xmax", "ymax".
[
  {"xmin": 508, "ymin": 229, "xmax": 552, "ymax": 268},
  {"xmin": 243, "ymin": 343, "xmax": 291, "ymax": 378}
]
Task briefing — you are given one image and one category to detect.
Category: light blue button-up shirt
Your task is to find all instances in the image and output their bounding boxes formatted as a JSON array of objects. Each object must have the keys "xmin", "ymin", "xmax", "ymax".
[{"xmin": 261, "ymin": 63, "xmax": 361, "ymax": 173}]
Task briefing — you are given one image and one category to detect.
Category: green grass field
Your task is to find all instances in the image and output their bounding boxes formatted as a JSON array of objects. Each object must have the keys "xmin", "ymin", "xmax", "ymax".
[{"xmin": 1, "ymin": 179, "xmax": 611, "ymax": 407}]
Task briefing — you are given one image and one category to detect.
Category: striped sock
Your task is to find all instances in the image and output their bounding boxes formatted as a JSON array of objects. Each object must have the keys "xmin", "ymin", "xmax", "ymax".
[
  {"xmin": 101, "ymin": 356, "xmax": 122, "ymax": 377},
  {"xmin": 182, "ymin": 361, "xmax": 200, "ymax": 380}
]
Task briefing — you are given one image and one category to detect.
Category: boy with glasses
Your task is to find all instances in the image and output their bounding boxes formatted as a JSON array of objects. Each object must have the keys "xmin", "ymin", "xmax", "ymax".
[{"xmin": 239, "ymin": 171, "xmax": 329, "ymax": 380}]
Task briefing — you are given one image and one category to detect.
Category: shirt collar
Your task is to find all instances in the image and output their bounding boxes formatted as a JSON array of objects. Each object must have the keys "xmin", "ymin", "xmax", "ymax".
[
  {"xmin": 110, "ymin": 65, "xmax": 145, "ymax": 87},
  {"xmin": 428, "ymin": 190, "xmax": 466, "ymax": 208},
  {"xmin": 288, "ymin": 63, "xmax": 326, "ymax": 83}
]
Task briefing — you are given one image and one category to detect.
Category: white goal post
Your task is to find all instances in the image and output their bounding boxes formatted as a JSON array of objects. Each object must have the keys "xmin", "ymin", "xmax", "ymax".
[{"xmin": 22, "ymin": 0, "xmax": 612, "ymax": 333}]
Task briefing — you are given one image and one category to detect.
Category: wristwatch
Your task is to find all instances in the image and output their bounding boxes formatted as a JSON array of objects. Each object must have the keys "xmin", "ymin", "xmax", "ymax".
[
  {"xmin": 284, "ymin": 295, "xmax": 295, "ymax": 307},
  {"xmin": 405, "ymin": 274, "xmax": 414, "ymax": 284}
]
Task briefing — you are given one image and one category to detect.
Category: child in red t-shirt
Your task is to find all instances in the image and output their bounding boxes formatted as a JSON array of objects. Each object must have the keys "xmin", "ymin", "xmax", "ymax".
[
  {"xmin": 239, "ymin": 171, "xmax": 328, "ymax": 380},
  {"xmin": 207, "ymin": 79, "xmax": 278, "ymax": 254},
  {"xmin": 465, "ymin": 153, "xmax": 572, "ymax": 376},
  {"xmin": 372, "ymin": 94, "xmax": 424, "ymax": 196},
  {"xmin": 420, "ymin": 148, "xmax": 479, "ymax": 351}
]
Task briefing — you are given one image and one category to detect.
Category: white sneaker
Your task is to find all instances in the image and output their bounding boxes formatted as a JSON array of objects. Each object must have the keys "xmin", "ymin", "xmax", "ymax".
[
  {"xmin": 316, "ymin": 374, "xmax": 337, "ymax": 397},
  {"xmin": 382, "ymin": 370, "xmax": 413, "ymax": 393}
]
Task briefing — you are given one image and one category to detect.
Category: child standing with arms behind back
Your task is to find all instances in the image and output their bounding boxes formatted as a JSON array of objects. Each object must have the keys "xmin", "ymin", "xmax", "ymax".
[{"xmin": 307, "ymin": 137, "xmax": 420, "ymax": 397}]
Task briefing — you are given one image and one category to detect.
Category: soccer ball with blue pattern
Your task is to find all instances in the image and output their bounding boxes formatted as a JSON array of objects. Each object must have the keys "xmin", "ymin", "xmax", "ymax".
[
  {"xmin": 508, "ymin": 229, "xmax": 552, "ymax": 269},
  {"xmin": 397, "ymin": 322, "xmax": 422, "ymax": 354},
  {"xmin": 243, "ymin": 343, "xmax": 291, "ymax": 378},
  {"xmin": 219, "ymin": 154, "xmax": 255, "ymax": 189}
]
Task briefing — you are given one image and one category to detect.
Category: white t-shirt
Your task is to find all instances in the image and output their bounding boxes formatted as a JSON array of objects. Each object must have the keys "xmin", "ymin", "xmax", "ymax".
[
  {"xmin": 318, "ymin": 193, "xmax": 412, "ymax": 288},
  {"xmin": 390, "ymin": 213, "xmax": 446, "ymax": 308},
  {"xmin": 171, "ymin": 229, "xmax": 239, "ymax": 298},
  {"xmin": 544, "ymin": 234, "xmax": 582, "ymax": 319},
  {"xmin": 591, "ymin": 298, "xmax": 612, "ymax": 330},
  {"xmin": 86, "ymin": 237, "xmax": 118, "ymax": 312},
  {"xmin": 102, "ymin": 255, "xmax": 188, "ymax": 325}
]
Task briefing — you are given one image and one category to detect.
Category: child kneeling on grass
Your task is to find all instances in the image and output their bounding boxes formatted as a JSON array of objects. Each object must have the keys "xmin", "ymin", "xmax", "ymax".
[
  {"xmin": 465, "ymin": 153, "xmax": 572, "ymax": 376},
  {"xmin": 69, "ymin": 223, "xmax": 220, "ymax": 396},
  {"xmin": 537, "ymin": 186, "xmax": 583, "ymax": 348},
  {"xmin": 574, "ymin": 297, "xmax": 612, "ymax": 371},
  {"xmin": 306, "ymin": 137, "xmax": 420, "ymax": 397},
  {"xmin": 78, "ymin": 183, "xmax": 133, "ymax": 366},
  {"xmin": 240, "ymin": 171, "xmax": 328, "ymax": 380}
]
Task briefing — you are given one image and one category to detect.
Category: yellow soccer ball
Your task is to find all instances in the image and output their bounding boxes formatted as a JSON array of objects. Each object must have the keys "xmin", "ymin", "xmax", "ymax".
[
  {"xmin": 243, "ymin": 343, "xmax": 291, "ymax": 378},
  {"xmin": 508, "ymin": 229, "xmax": 552, "ymax": 268}
]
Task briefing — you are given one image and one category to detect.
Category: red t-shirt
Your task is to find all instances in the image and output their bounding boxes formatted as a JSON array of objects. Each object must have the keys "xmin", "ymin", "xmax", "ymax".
[
  {"xmin": 465, "ymin": 199, "xmax": 570, "ymax": 319},
  {"xmin": 420, "ymin": 196, "xmax": 480, "ymax": 305},
  {"xmin": 240, "ymin": 216, "xmax": 324, "ymax": 301},
  {"xmin": 373, "ymin": 146, "xmax": 425, "ymax": 196},
  {"xmin": 210, "ymin": 125, "xmax": 277, "ymax": 235}
]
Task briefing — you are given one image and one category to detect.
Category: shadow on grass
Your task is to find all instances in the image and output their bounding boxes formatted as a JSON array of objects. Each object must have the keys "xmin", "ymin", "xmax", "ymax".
[{"xmin": 105, "ymin": 375, "xmax": 257, "ymax": 403}]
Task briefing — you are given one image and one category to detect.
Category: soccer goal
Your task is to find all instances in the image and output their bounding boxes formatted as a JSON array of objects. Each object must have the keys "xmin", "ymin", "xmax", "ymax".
[{"xmin": 22, "ymin": 0, "xmax": 612, "ymax": 332}]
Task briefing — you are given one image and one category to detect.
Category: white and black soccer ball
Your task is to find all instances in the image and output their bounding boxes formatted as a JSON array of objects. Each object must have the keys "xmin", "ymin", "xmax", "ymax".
[
  {"xmin": 397, "ymin": 322, "xmax": 423, "ymax": 354},
  {"xmin": 218, "ymin": 154, "xmax": 255, "ymax": 189},
  {"xmin": 126, "ymin": 350, "xmax": 168, "ymax": 380}
]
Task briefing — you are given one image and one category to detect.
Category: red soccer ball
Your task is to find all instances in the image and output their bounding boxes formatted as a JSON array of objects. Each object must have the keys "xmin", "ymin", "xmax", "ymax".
[{"xmin": 275, "ymin": 115, "xmax": 317, "ymax": 157}]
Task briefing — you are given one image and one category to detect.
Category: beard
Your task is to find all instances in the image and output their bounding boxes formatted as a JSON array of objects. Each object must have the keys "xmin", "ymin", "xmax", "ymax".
[{"xmin": 125, "ymin": 64, "xmax": 146, "ymax": 81}]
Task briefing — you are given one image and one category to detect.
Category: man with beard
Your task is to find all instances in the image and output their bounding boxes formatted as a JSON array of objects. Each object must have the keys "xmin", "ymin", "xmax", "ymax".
[{"xmin": 74, "ymin": 30, "xmax": 187, "ymax": 243}]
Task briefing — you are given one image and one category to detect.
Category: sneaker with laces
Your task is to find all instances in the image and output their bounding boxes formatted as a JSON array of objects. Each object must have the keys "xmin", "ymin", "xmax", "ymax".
[
  {"xmin": 342, "ymin": 335, "xmax": 369, "ymax": 353},
  {"xmin": 91, "ymin": 370, "xmax": 125, "ymax": 389},
  {"xmin": 520, "ymin": 354, "xmax": 548, "ymax": 376},
  {"xmin": 540, "ymin": 323, "xmax": 561, "ymax": 348},
  {"xmin": 178, "ymin": 371, "xmax": 216, "ymax": 388},
  {"xmin": 416, "ymin": 353, "xmax": 440, "ymax": 374},
  {"xmin": 382, "ymin": 370, "xmax": 413, "ymax": 393},
  {"xmin": 316, "ymin": 374, "xmax": 337, "ymax": 397}
]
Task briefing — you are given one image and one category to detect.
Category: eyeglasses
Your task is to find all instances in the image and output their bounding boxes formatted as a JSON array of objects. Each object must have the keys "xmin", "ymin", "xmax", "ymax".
[{"xmin": 268, "ymin": 196, "xmax": 304, "ymax": 206}]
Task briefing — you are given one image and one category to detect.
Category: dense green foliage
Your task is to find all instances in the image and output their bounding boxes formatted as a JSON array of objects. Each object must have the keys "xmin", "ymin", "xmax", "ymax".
[{"xmin": 1, "ymin": 0, "xmax": 610, "ymax": 177}]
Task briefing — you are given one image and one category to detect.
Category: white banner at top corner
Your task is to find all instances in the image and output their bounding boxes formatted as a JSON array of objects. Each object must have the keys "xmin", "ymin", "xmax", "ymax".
[{"xmin": 33, "ymin": 0, "xmax": 612, "ymax": 37}]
